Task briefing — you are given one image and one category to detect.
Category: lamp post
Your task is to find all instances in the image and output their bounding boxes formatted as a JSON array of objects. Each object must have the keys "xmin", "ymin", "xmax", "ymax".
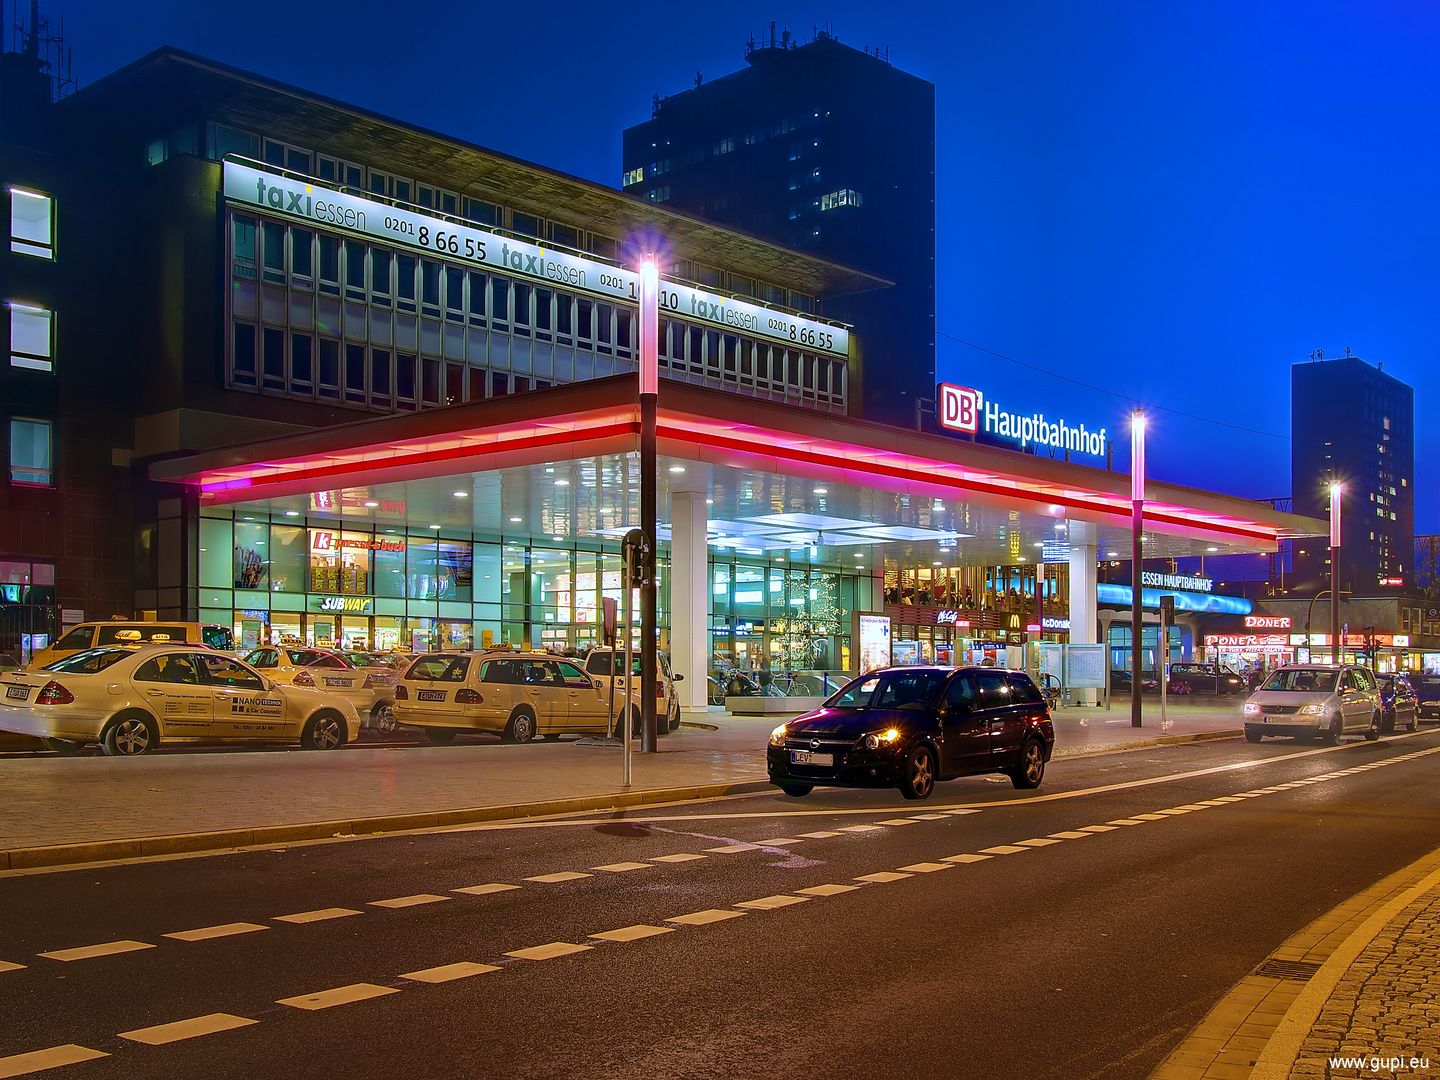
[
  {"xmin": 1131, "ymin": 409, "xmax": 1145, "ymax": 728},
  {"xmin": 1329, "ymin": 482, "xmax": 1342, "ymax": 665},
  {"xmin": 637, "ymin": 255, "xmax": 660, "ymax": 752}
]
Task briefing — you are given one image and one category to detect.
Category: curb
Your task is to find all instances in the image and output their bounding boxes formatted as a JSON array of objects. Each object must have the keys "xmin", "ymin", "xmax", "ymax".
[
  {"xmin": 1051, "ymin": 728, "xmax": 1242, "ymax": 758},
  {"xmin": 0, "ymin": 779, "xmax": 772, "ymax": 872}
]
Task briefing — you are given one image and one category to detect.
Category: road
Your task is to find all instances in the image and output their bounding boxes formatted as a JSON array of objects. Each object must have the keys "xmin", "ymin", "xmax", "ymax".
[{"xmin": 3, "ymin": 729, "xmax": 1439, "ymax": 1080}]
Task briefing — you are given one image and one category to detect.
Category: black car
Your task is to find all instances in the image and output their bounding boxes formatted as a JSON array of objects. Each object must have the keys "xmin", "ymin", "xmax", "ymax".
[
  {"xmin": 1166, "ymin": 663, "xmax": 1247, "ymax": 696},
  {"xmin": 1412, "ymin": 673, "xmax": 1440, "ymax": 721},
  {"xmin": 766, "ymin": 666, "xmax": 1055, "ymax": 801},
  {"xmin": 1376, "ymin": 674, "xmax": 1419, "ymax": 734},
  {"xmin": 1110, "ymin": 669, "xmax": 1159, "ymax": 694}
]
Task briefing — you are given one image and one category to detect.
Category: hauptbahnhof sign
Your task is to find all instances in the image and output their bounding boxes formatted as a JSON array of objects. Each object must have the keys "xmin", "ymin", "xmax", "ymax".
[{"xmin": 937, "ymin": 383, "xmax": 1107, "ymax": 458}]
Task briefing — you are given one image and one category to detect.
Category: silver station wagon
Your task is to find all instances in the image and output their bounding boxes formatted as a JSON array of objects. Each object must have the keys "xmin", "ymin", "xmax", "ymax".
[{"xmin": 1242, "ymin": 664, "xmax": 1383, "ymax": 744}]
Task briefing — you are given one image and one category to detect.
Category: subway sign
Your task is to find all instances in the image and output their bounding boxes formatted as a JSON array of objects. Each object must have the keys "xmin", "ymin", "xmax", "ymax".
[
  {"xmin": 224, "ymin": 161, "xmax": 848, "ymax": 358},
  {"xmin": 308, "ymin": 595, "xmax": 374, "ymax": 614},
  {"xmin": 937, "ymin": 383, "xmax": 1107, "ymax": 458}
]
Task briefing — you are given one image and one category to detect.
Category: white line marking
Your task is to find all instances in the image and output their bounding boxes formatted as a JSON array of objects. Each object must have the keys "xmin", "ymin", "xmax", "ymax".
[
  {"xmin": 798, "ymin": 831, "xmax": 841, "ymax": 838},
  {"xmin": 453, "ymin": 883, "xmax": 521, "ymax": 895},
  {"xmin": 1015, "ymin": 838, "xmax": 1063, "ymax": 847},
  {"xmin": 753, "ymin": 837, "xmax": 805, "ymax": 846},
  {"xmin": 736, "ymin": 895, "xmax": 810, "ymax": 910},
  {"xmin": 877, "ymin": 818, "xmax": 921, "ymax": 826},
  {"xmin": 908, "ymin": 813, "xmax": 951, "ymax": 820},
  {"xmin": 589, "ymin": 862, "xmax": 653, "ymax": 873},
  {"xmin": 38, "ymin": 940, "xmax": 154, "ymax": 962},
  {"xmin": 277, "ymin": 983, "xmax": 399, "ymax": 1010},
  {"xmin": 979, "ymin": 845, "xmax": 1030, "ymax": 855},
  {"xmin": 370, "ymin": 894, "xmax": 451, "ymax": 909},
  {"xmin": 1156, "ymin": 809, "xmax": 1191, "ymax": 816},
  {"xmin": 1131, "ymin": 813, "xmax": 1169, "ymax": 821},
  {"xmin": 0, "ymin": 1044, "xmax": 108, "ymax": 1078},
  {"xmin": 1079, "ymin": 825, "xmax": 1118, "ymax": 832},
  {"xmin": 897, "ymin": 862, "xmax": 954, "ymax": 873},
  {"xmin": 855, "ymin": 871, "xmax": 911, "ymax": 883},
  {"xmin": 164, "ymin": 923, "xmax": 269, "ymax": 942},
  {"xmin": 274, "ymin": 908, "xmax": 362, "ymax": 924},
  {"xmin": 400, "ymin": 962, "xmax": 499, "ymax": 983},
  {"xmin": 839, "ymin": 825, "xmax": 886, "ymax": 833},
  {"xmin": 1107, "ymin": 819, "xmax": 1146, "ymax": 826},
  {"xmin": 525, "ymin": 872, "xmax": 592, "ymax": 883},
  {"xmin": 942, "ymin": 854, "xmax": 992, "ymax": 863},
  {"xmin": 649, "ymin": 853, "xmax": 707, "ymax": 863},
  {"xmin": 796, "ymin": 884, "xmax": 859, "ymax": 896},
  {"xmin": 589, "ymin": 925, "xmax": 676, "ymax": 942},
  {"xmin": 705, "ymin": 844, "xmax": 758, "ymax": 853},
  {"xmin": 0, "ymin": 961, "xmax": 26, "ymax": 973},
  {"xmin": 1048, "ymin": 831, "xmax": 1093, "ymax": 840},
  {"xmin": 505, "ymin": 942, "xmax": 593, "ymax": 961},
  {"xmin": 119, "ymin": 1013, "xmax": 257, "ymax": 1045},
  {"xmin": 944, "ymin": 809, "xmax": 982, "ymax": 815},
  {"xmin": 667, "ymin": 909, "xmax": 746, "ymax": 926}
]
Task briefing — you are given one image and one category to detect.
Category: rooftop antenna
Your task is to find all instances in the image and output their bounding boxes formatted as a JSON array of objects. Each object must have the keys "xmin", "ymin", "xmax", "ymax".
[{"xmin": 694, "ymin": 70, "xmax": 702, "ymax": 88}]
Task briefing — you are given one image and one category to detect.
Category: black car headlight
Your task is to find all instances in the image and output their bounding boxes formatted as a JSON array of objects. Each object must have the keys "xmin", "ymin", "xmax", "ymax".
[
  {"xmin": 769, "ymin": 724, "xmax": 788, "ymax": 748},
  {"xmin": 860, "ymin": 728, "xmax": 902, "ymax": 751}
]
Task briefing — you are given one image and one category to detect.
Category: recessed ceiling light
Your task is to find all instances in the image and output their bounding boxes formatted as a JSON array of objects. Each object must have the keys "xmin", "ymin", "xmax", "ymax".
[
  {"xmin": 932, "ymin": 561, "xmax": 942, "ymax": 566},
  {"xmin": 706, "ymin": 498, "xmax": 713, "ymax": 505},
  {"xmin": 1033, "ymin": 542, "xmax": 1044, "ymax": 547},
  {"xmin": 509, "ymin": 516, "xmax": 522, "ymax": 523},
  {"xmin": 545, "ymin": 468, "xmax": 554, "ymax": 474},
  {"xmin": 856, "ymin": 564, "xmax": 864, "ymax": 569},
  {"xmin": 429, "ymin": 524, "xmax": 442, "ymax": 530},
  {"xmin": 669, "ymin": 466, "xmax": 686, "ymax": 474},
  {"xmin": 813, "ymin": 487, "xmax": 828, "ymax": 495},
  {"xmin": 554, "ymin": 479, "xmax": 569, "ymax": 486},
  {"xmin": 932, "ymin": 500, "xmax": 943, "ymax": 509},
  {"xmin": 1207, "ymin": 546, "xmax": 1219, "ymax": 552},
  {"xmin": 453, "ymin": 491, "xmax": 468, "ymax": 498},
  {"xmin": 1107, "ymin": 551, "xmax": 1119, "ymax": 557},
  {"xmin": 284, "ymin": 510, "xmax": 298, "ymax": 517},
  {"xmin": 552, "ymin": 536, "xmax": 563, "ymax": 541}
]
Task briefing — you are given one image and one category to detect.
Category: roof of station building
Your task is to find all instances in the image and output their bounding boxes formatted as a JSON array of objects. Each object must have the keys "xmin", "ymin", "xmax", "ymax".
[{"xmin": 60, "ymin": 47, "xmax": 890, "ymax": 300}]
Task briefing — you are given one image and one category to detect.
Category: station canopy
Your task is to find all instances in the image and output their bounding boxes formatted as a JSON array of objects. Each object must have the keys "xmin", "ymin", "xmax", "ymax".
[{"xmin": 152, "ymin": 377, "xmax": 1325, "ymax": 566}]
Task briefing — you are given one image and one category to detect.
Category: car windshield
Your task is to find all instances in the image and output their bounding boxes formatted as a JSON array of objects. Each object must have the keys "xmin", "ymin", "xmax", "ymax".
[
  {"xmin": 407, "ymin": 655, "xmax": 472, "ymax": 682},
  {"xmin": 584, "ymin": 652, "xmax": 652, "ymax": 677},
  {"xmin": 288, "ymin": 650, "xmax": 352, "ymax": 669},
  {"xmin": 1259, "ymin": 668, "xmax": 1339, "ymax": 693},
  {"xmin": 827, "ymin": 670, "xmax": 948, "ymax": 709},
  {"xmin": 45, "ymin": 648, "xmax": 132, "ymax": 674}
]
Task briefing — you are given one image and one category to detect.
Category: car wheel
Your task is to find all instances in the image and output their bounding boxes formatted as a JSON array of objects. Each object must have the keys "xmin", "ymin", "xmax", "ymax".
[
  {"xmin": 1381, "ymin": 709, "xmax": 1395, "ymax": 735},
  {"xmin": 1406, "ymin": 713, "xmax": 1417, "ymax": 732},
  {"xmin": 301, "ymin": 711, "xmax": 346, "ymax": 751},
  {"xmin": 899, "ymin": 745, "xmax": 936, "ymax": 800},
  {"xmin": 1244, "ymin": 727, "xmax": 1264, "ymax": 744},
  {"xmin": 503, "ymin": 709, "xmax": 536, "ymax": 744},
  {"xmin": 1321, "ymin": 715, "xmax": 1342, "ymax": 745},
  {"xmin": 424, "ymin": 728, "xmax": 458, "ymax": 745},
  {"xmin": 1008, "ymin": 739, "xmax": 1046, "ymax": 789},
  {"xmin": 41, "ymin": 736, "xmax": 84, "ymax": 756},
  {"xmin": 371, "ymin": 704, "xmax": 398, "ymax": 734},
  {"xmin": 101, "ymin": 713, "xmax": 157, "ymax": 757},
  {"xmin": 1365, "ymin": 712, "xmax": 1381, "ymax": 742},
  {"xmin": 778, "ymin": 782, "xmax": 813, "ymax": 798}
]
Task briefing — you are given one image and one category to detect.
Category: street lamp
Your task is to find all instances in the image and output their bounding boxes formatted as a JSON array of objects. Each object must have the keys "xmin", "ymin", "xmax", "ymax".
[
  {"xmin": 1131, "ymin": 408, "xmax": 1145, "ymax": 728},
  {"xmin": 637, "ymin": 255, "xmax": 660, "ymax": 752},
  {"xmin": 1329, "ymin": 482, "xmax": 1342, "ymax": 665}
]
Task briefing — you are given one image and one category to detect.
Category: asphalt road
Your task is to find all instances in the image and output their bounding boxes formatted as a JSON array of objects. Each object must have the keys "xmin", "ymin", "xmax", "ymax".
[{"xmin": 4, "ymin": 729, "xmax": 1440, "ymax": 1080}]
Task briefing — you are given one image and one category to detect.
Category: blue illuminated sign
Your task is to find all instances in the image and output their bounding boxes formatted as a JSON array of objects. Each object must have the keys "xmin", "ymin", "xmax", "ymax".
[{"xmin": 1096, "ymin": 584, "xmax": 1252, "ymax": 616}]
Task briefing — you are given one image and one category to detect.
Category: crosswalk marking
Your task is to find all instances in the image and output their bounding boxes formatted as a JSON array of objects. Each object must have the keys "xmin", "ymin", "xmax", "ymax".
[
  {"xmin": 119, "ymin": 1013, "xmax": 257, "ymax": 1045},
  {"xmin": 400, "ymin": 962, "xmax": 500, "ymax": 983},
  {"xmin": 370, "ymin": 894, "xmax": 451, "ymax": 909},
  {"xmin": 590, "ymin": 925, "xmax": 676, "ymax": 942},
  {"xmin": 38, "ymin": 940, "xmax": 154, "ymax": 962},
  {"xmin": 277, "ymin": 983, "xmax": 399, "ymax": 1011},
  {"xmin": 0, "ymin": 1044, "xmax": 108, "ymax": 1078},
  {"xmin": 505, "ymin": 942, "xmax": 593, "ymax": 961},
  {"xmin": 274, "ymin": 908, "xmax": 362, "ymax": 924},
  {"xmin": 453, "ymin": 883, "xmax": 522, "ymax": 895},
  {"xmin": 164, "ymin": 923, "xmax": 269, "ymax": 942}
]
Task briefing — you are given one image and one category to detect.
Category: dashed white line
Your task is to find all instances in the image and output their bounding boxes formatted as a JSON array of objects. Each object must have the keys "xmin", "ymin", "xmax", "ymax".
[
  {"xmin": 942, "ymin": 854, "xmax": 992, "ymax": 863},
  {"xmin": 736, "ymin": 895, "xmax": 810, "ymax": 910},
  {"xmin": 505, "ymin": 942, "xmax": 593, "ymax": 961},
  {"xmin": 876, "ymin": 818, "xmax": 921, "ymax": 826},
  {"xmin": 978, "ymin": 845, "xmax": 1030, "ymax": 855},
  {"xmin": 118, "ymin": 1013, "xmax": 257, "ymax": 1045},
  {"xmin": 164, "ymin": 923, "xmax": 269, "ymax": 943},
  {"xmin": 589, "ymin": 925, "xmax": 676, "ymax": 942},
  {"xmin": 589, "ymin": 862, "xmax": 653, "ymax": 873},
  {"xmin": 400, "ymin": 962, "xmax": 499, "ymax": 983},
  {"xmin": 797, "ymin": 884, "xmax": 859, "ymax": 896},
  {"xmin": 897, "ymin": 862, "xmax": 954, "ymax": 873},
  {"xmin": 855, "ymin": 871, "xmax": 911, "ymax": 883},
  {"xmin": 1107, "ymin": 819, "xmax": 1146, "ymax": 825},
  {"xmin": 839, "ymin": 825, "xmax": 886, "ymax": 833},
  {"xmin": 1079, "ymin": 825, "xmax": 1119, "ymax": 833},
  {"xmin": 277, "ymin": 983, "xmax": 399, "ymax": 1011},
  {"xmin": 1048, "ymin": 831, "xmax": 1093, "ymax": 840},
  {"xmin": 525, "ymin": 872, "xmax": 592, "ymax": 883},
  {"xmin": 705, "ymin": 844, "xmax": 758, "ymax": 853},
  {"xmin": 38, "ymin": 940, "xmax": 154, "ymax": 962},
  {"xmin": 370, "ymin": 894, "xmax": 451, "ymax": 909},
  {"xmin": 0, "ymin": 961, "xmax": 26, "ymax": 973},
  {"xmin": 753, "ymin": 837, "xmax": 805, "ymax": 846},
  {"xmin": 667, "ymin": 909, "xmax": 746, "ymax": 926},
  {"xmin": 0, "ymin": 1044, "xmax": 108, "ymax": 1078},
  {"xmin": 649, "ymin": 853, "xmax": 707, "ymax": 863},
  {"xmin": 797, "ymin": 831, "xmax": 841, "ymax": 838},
  {"xmin": 452, "ymin": 883, "xmax": 521, "ymax": 896},
  {"xmin": 1015, "ymin": 838, "xmax": 1064, "ymax": 847},
  {"xmin": 274, "ymin": 908, "xmax": 362, "ymax": 924}
]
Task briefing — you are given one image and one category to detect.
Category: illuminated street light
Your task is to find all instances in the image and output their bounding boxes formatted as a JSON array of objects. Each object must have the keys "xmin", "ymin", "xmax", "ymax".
[{"xmin": 1130, "ymin": 408, "xmax": 1145, "ymax": 728}]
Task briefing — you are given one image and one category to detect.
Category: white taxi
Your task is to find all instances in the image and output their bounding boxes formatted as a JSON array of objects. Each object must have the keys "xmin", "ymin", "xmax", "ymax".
[
  {"xmin": 242, "ymin": 646, "xmax": 396, "ymax": 732},
  {"xmin": 0, "ymin": 644, "xmax": 361, "ymax": 756},
  {"xmin": 394, "ymin": 650, "xmax": 644, "ymax": 744},
  {"xmin": 582, "ymin": 647, "xmax": 684, "ymax": 733}
]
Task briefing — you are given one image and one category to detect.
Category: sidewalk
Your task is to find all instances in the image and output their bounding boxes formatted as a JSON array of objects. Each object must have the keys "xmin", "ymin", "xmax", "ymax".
[
  {"xmin": 0, "ymin": 700, "xmax": 1242, "ymax": 870},
  {"xmin": 1150, "ymin": 843, "xmax": 1440, "ymax": 1080}
]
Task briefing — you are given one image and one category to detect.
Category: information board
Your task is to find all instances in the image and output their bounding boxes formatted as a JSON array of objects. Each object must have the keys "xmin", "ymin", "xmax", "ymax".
[
  {"xmin": 1065, "ymin": 643, "xmax": 1107, "ymax": 689},
  {"xmin": 854, "ymin": 613, "xmax": 892, "ymax": 675}
]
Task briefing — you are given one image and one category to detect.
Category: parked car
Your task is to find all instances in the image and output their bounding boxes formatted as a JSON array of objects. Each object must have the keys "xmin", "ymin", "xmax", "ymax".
[
  {"xmin": 1242, "ymin": 664, "xmax": 1382, "ymax": 744},
  {"xmin": 1375, "ymin": 674, "xmax": 1419, "ymax": 734},
  {"xmin": 0, "ymin": 644, "xmax": 359, "ymax": 755},
  {"xmin": 1167, "ymin": 662, "xmax": 1247, "ymax": 696},
  {"xmin": 1410, "ymin": 673, "xmax": 1440, "ymax": 722},
  {"xmin": 242, "ymin": 646, "xmax": 396, "ymax": 732},
  {"xmin": 1109, "ymin": 669, "xmax": 1159, "ymax": 694},
  {"xmin": 766, "ymin": 666, "xmax": 1055, "ymax": 801},
  {"xmin": 583, "ymin": 647, "xmax": 682, "ymax": 733},
  {"xmin": 26, "ymin": 620, "xmax": 234, "ymax": 670},
  {"xmin": 393, "ymin": 650, "xmax": 648, "ymax": 744}
]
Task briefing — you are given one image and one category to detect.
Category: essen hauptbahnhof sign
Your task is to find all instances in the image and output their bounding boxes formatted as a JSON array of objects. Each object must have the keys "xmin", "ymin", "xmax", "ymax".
[{"xmin": 937, "ymin": 383, "xmax": 1108, "ymax": 458}]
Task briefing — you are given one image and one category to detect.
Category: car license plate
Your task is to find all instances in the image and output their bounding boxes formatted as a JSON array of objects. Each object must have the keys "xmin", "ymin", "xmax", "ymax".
[
  {"xmin": 323, "ymin": 677, "xmax": 349, "ymax": 687},
  {"xmin": 416, "ymin": 690, "xmax": 447, "ymax": 702},
  {"xmin": 790, "ymin": 749, "xmax": 831, "ymax": 765},
  {"xmin": 5, "ymin": 686, "xmax": 29, "ymax": 701}
]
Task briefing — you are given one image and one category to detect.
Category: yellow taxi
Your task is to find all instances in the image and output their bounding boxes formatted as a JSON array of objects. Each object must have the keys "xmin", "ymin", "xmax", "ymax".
[
  {"xmin": 242, "ymin": 646, "xmax": 396, "ymax": 732},
  {"xmin": 27, "ymin": 620, "xmax": 234, "ymax": 669},
  {"xmin": 582, "ymin": 647, "xmax": 684, "ymax": 733},
  {"xmin": 393, "ymin": 650, "xmax": 644, "ymax": 744},
  {"xmin": 0, "ymin": 644, "xmax": 361, "ymax": 755}
]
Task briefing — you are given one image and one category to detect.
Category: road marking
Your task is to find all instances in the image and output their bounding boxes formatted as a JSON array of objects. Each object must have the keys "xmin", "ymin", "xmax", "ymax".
[
  {"xmin": 370, "ymin": 894, "xmax": 451, "ymax": 909},
  {"xmin": 1079, "ymin": 825, "xmax": 1118, "ymax": 832},
  {"xmin": 753, "ymin": 837, "xmax": 805, "ymax": 846},
  {"xmin": 797, "ymin": 884, "xmax": 859, "ymax": 896},
  {"xmin": 164, "ymin": 923, "xmax": 269, "ymax": 942},
  {"xmin": 400, "ymin": 962, "xmax": 499, "ymax": 983},
  {"xmin": 453, "ymin": 883, "xmax": 522, "ymax": 895},
  {"xmin": 589, "ymin": 862, "xmax": 653, "ymax": 872},
  {"xmin": 505, "ymin": 942, "xmax": 593, "ymax": 961},
  {"xmin": 1196, "ymin": 800, "xmax": 1230, "ymax": 806},
  {"xmin": 942, "ymin": 854, "xmax": 992, "ymax": 863},
  {"xmin": 798, "ymin": 831, "xmax": 841, "ymax": 838},
  {"xmin": 1107, "ymin": 818, "xmax": 1146, "ymax": 825},
  {"xmin": 274, "ymin": 908, "xmax": 362, "ymax": 924},
  {"xmin": 1015, "ymin": 838, "xmax": 1063, "ymax": 847},
  {"xmin": 909, "ymin": 813, "xmax": 951, "ymax": 820},
  {"xmin": 1048, "ymin": 831, "xmax": 1093, "ymax": 840},
  {"xmin": 705, "ymin": 844, "xmax": 758, "ymax": 853},
  {"xmin": 667, "ymin": 909, "xmax": 746, "ymax": 926},
  {"xmin": 1212, "ymin": 796, "xmax": 1245, "ymax": 802},
  {"xmin": 0, "ymin": 1044, "xmax": 108, "ymax": 1078},
  {"xmin": 649, "ymin": 853, "xmax": 707, "ymax": 863},
  {"xmin": 839, "ymin": 825, "xmax": 886, "ymax": 833},
  {"xmin": 978, "ymin": 845, "xmax": 1030, "ymax": 855},
  {"xmin": 1131, "ymin": 813, "xmax": 1169, "ymax": 821},
  {"xmin": 590, "ymin": 925, "xmax": 676, "ymax": 943},
  {"xmin": 0, "ymin": 961, "xmax": 25, "ymax": 973},
  {"xmin": 897, "ymin": 862, "xmax": 954, "ymax": 873},
  {"xmin": 877, "ymin": 818, "xmax": 921, "ymax": 826},
  {"xmin": 1156, "ymin": 809, "xmax": 1191, "ymax": 816},
  {"xmin": 525, "ymin": 872, "xmax": 592, "ymax": 883},
  {"xmin": 38, "ymin": 940, "xmax": 154, "ymax": 962},
  {"xmin": 118, "ymin": 1013, "xmax": 257, "ymax": 1045},
  {"xmin": 1176, "ymin": 804, "xmax": 1213, "ymax": 810},
  {"xmin": 736, "ymin": 895, "xmax": 810, "ymax": 910},
  {"xmin": 944, "ymin": 809, "xmax": 982, "ymax": 815},
  {"xmin": 277, "ymin": 984, "xmax": 399, "ymax": 1010},
  {"xmin": 855, "ymin": 872, "xmax": 911, "ymax": 883}
]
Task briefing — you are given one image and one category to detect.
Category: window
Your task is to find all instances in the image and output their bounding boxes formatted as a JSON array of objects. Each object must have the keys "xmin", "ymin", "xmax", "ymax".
[
  {"xmin": 10, "ymin": 189, "xmax": 53, "ymax": 258},
  {"xmin": 9, "ymin": 303, "xmax": 52, "ymax": 371},
  {"xmin": 9, "ymin": 418, "xmax": 52, "ymax": 485},
  {"xmin": 622, "ymin": 167, "xmax": 644, "ymax": 187}
]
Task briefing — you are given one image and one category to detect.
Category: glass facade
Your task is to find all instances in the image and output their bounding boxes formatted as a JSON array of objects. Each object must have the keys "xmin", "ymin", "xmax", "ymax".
[{"xmin": 0, "ymin": 558, "xmax": 57, "ymax": 664}]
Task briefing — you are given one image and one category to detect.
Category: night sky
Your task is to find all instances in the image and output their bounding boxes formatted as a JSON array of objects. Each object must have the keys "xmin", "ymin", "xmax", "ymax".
[{"xmin": 41, "ymin": 1, "xmax": 1440, "ymax": 530}]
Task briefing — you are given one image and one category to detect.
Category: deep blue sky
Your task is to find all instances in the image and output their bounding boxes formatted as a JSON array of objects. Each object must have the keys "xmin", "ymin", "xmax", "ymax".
[{"xmin": 45, "ymin": 0, "xmax": 1440, "ymax": 529}]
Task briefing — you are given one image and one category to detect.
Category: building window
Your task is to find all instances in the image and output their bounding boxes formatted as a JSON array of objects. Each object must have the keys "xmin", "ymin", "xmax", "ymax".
[
  {"xmin": 819, "ymin": 189, "xmax": 863, "ymax": 211},
  {"xmin": 9, "ymin": 189, "xmax": 54, "ymax": 259},
  {"xmin": 9, "ymin": 418, "xmax": 52, "ymax": 485},
  {"xmin": 9, "ymin": 303, "xmax": 53, "ymax": 371},
  {"xmin": 622, "ymin": 167, "xmax": 644, "ymax": 187}
]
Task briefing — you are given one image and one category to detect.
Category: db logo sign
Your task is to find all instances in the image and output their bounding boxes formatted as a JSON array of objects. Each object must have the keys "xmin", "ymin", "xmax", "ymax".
[{"xmin": 939, "ymin": 383, "xmax": 982, "ymax": 434}]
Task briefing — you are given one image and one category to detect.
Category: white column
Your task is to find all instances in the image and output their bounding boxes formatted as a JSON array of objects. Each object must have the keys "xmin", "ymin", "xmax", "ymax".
[
  {"xmin": 1068, "ymin": 521, "xmax": 1099, "ymax": 705},
  {"xmin": 669, "ymin": 487, "xmax": 710, "ymax": 713}
]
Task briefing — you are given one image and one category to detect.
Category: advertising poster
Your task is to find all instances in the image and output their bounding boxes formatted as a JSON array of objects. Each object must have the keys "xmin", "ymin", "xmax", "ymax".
[{"xmin": 855, "ymin": 613, "xmax": 892, "ymax": 675}]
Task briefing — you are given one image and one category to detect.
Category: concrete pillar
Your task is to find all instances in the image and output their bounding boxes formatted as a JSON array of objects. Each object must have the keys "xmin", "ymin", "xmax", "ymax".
[
  {"xmin": 669, "ymin": 487, "xmax": 710, "ymax": 714},
  {"xmin": 1068, "ymin": 521, "xmax": 1099, "ymax": 705}
]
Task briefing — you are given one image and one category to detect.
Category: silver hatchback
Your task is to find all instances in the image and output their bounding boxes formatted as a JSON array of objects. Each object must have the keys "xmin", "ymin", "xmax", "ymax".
[{"xmin": 1243, "ymin": 664, "xmax": 1382, "ymax": 744}]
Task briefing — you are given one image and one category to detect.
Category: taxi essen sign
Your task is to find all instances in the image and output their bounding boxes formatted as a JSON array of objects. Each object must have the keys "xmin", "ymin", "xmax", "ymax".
[{"xmin": 225, "ymin": 161, "xmax": 848, "ymax": 359}]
